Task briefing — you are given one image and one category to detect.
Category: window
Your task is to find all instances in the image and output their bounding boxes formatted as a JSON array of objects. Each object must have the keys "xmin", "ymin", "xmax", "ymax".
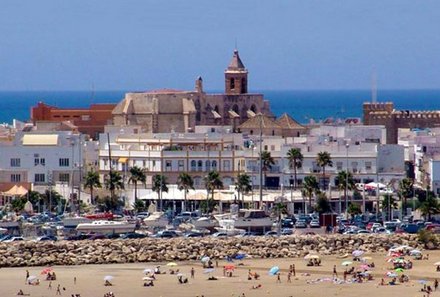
[
  {"xmin": 35, "ymin": 173, "xmax": 45, "ymax": 183},
  {"xmin": 212, "ymin": 160, "xmax": 217, "ymax": 170},
  {"xmin": 59, "ymin": 173, "xmax": 70, "ymax": 182},
  {"xmin": 35, "ymin": 158, "xmax": 45, "ymax": 166},
  {"xmin": 336, "ymin": 162, "xmax": 343, "ymax": 171},
  {"xmin": 10, "ymin": 158, "xmax": 20, "ymax": 167},
  {"xmin": 205, "ymin": 160, "xmax": 211, "ymax": 171},
  {"xmin": 271, "ymin": 145, "xmax": 275, "ymax": 151},
  {"xmin": 223, "ymin": 160, "xmax": 231, "ymax": 171},
  {"xmin": 81, "ymin": 115, "xmax": 90, "ymax": 121},
  {"xmin": 264, "ymin": 145, "xmax": 268, "ymax": 151},
  {"xmin": 365, "ymin": 162, "xmax": 372, "ymax": 171},
  {"xmin": 165, "ymin": 160, "xmax": 172, "ymax": 171},
  {"xmin": 10, "ymin": 174, "xmax": 21, "ymax": 182},
  {"xmin": 143, "ymin": 160, "xmax": 146, "ymax": 168},
  {"xmin": 59, "ymin": 158, "xmax": 70, "ymax": 167},
  {"xmin": 178, "ymin": 160, "xmax": 184, "ymax": 171},
  {"xmin": 111, "ymin": 159, "xmax": 117, "ymax": 167},
  {"xmin": 230, "ymin": 78, "xmax": 235, "ymax": 89},
  {"xmin": 191, "ymin": 160, "xmax": 197, "ymax": 171},
  {"xmin": 103, "ymin": 159, "xmax": 108, "ymax": 166},
  {"xmin": 197, "ymin": 160, "xmax": 203, "ymax": 170}
]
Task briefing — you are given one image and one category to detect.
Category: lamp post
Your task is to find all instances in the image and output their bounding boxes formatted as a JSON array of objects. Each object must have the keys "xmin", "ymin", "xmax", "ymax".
[{"xmin": 345, "ymin": 143, "xmax": 349, "ymax": 217}]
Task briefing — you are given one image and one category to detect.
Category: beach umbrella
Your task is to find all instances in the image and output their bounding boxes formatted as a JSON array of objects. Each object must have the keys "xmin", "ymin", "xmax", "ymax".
[
  {"xmin": 419, "ymin": 280, "xmax": 428, "ymax": 284},
  {"xmin": 352, "ymin": 250, "xmax": 364, "ymax": 257},
  {"xmin": 201, "ymin": 256, "xmax": 210, "ymax": 263},
  {"xmin": 395, "ymin": 268, "xmax": 404, "ymax": 273},
  {"xmin": 143, "ymin": 268, "xmax": 153, "ymax": 274},
  {"xmin": 386, "ymin": 272, "xmax": 397, "ymax": 278},
  {"xmin": 304, "ymin": 254, "xmax": 320, "ymax": 260},
  {"xmin": 341, "ymin": 261, "xmax": 353, "ymax": 266},
  {"xmin": 104, "ymin": 275, "xmax": 114, "ymax": 282},
  {"xmin": 27, "ymin": 276, "xmax": 37, "ymax": 283},
  {"xmin": 40, "ymin": 268, "xmax": 53, "ymax": 275},
  {"xmin": 204, "ymin": 268, "xmax": 215, "ymax": 274},
  {"xmin": 410, "ymin": 249, "xmax": 422, "ymax": 256},
  {"xmin": 235, "ymin": 253, "xmax": 246, "ymax": 260},
  {"xmin": 142, "ymin": 276, "xmax": 154, "ymax": 281},
  {"xmin": 167, "ymin": 262, "xmax": 178, "ymax": 267},
  {"xmin": 358, "ymin": 264, "xmax": 370, "ymax": 270},
  {"xmin": 434, "ymin": 261, "xmax": 440, "ymax": 266},
  {"xmin": 225, "ymin": 264, "xmax": 235, "ymax": 271},
  {"xmin": 269, "ymin": 266, "xmax": 280, "ymax": 276},
  {"xmin": 393, "ymin": 258, "xmax": 405, "ymax": 264}
]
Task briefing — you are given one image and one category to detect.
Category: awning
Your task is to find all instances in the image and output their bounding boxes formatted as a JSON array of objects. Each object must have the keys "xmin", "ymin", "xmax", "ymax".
[
  {"xmin": 211, "ymin": 110, "xmax": 222, "ymax": 119},
  {"xmin": 22, "ymin": 134, "xmax": 58, "ymax": 146},
  {"xmin": 228, "ymin": 110, "xmax": 239, "ymax": 118},
  {"xmin": 118, "ymin": 157, "xmax": 128, "ymax": 163},
  {"xmin": 247, "ymin": 110, "xmax": 256, "ymax": 117}
]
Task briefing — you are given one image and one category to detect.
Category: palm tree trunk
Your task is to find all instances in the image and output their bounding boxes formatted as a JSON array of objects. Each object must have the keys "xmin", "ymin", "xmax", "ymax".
[
  {"xmin": 294, "ymin": 166, "xmax": 297, "ymax": 189},
  {"xmin": 90, "ymin": 187, "xmax": 94, "ymax": 205},
  {"xmin": 308, "ymin": 194, "xmax": 312, "ymax": 214},
  {"xmin": 134, "ymin": 182, "xmax": 138, "ymax": 202},
  {"xmin": 322, "ymin": 167, "xmax": 325, "ymax": 190},
  {"xmin": 184, "ymin": 189, "xmax": 187, "ymax": 212}
]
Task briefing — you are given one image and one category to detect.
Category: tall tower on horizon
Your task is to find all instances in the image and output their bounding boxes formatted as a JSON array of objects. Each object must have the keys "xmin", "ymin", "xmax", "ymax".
[{"xmin": 224, "ymin": 49, "xmax": 248, "ymax": 95}]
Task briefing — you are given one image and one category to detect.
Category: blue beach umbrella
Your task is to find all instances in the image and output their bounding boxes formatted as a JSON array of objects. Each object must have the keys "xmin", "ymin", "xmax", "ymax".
[
  {"xmin": 235, "ymin": 253, "xmax": 246, "ymax": 260},
  {"xmin": 269, "ymin": 266, "xmax": 280, "ymax": 276}
]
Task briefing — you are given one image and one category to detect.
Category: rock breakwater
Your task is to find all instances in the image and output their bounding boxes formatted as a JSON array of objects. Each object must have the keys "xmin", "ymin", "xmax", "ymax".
[{"xmin": 0, "ymin": 234, "xmax": 430, "ymax": 267}]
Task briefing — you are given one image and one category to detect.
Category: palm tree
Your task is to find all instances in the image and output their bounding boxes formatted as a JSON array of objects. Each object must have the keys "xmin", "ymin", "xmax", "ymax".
[
  {"xmin": 260, "ymin": 151, "xmax": 275, "ymax": 187},
  {"xmin": 381, "ymin": 194, "xmax": 398, "ymax": 220},
  {"xmin": 204, "ymin": 170, "xmax": 223, "ymax": 213},
  {"xmin": 287, "ymin": 148, "xmax": 303, "ymax": 189},
  {"xmin": 337, "ymin": 170, "xmax": 355, "ymax": 212},
  {"xmin": 128, "ymin": 166, "xmax": 146, "ymax": 202},
  {"xmin": 302, "ymin": 175, "xmax": 320, "ymax": 214},
  {"xmin": 83, "ymin": 169, "xmax": 101, "ymax": 205},
  {"xmin": 419, "ymin": 196, "xmax": 440, "ymax": 220},
  {"xmin": 398, "ymin": 178, "xmax": 413, "ymax": 216},
  {"xmin": 316, "ymin": 151, "xmax": 333, "ymax": 190},
  {"xmin": 104, "ymin": 171, "xmax": 124, "ymax": 209},
  {"xmin": 177, "ymin": 173, "xmax": 194, "ymax": 212},
  {"xmin": 235, "ymin": 173, "xmax": 252, "ymax": 208},
  {"xmin": 152, "ymin": 175, "xmax": 168, "ymax": 212},
  {"xmin": 315, "ymin": 192, "xmax": 331, "ymax": 214}
]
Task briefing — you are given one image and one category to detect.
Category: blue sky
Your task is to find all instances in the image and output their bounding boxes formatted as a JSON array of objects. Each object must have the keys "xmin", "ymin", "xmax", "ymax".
[{"xmin": 1, "ymin": 1, "xmax": 440, "ymax": 91}]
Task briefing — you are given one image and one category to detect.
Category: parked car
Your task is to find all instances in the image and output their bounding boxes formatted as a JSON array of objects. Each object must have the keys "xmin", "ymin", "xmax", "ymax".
[
  {"xmin": 295, "ymin": 220, "xmax": 307, "ymax": 228},
  {"xmin": 3, "ymin": 236, "xmax": 24, "ymax": 242},
  {"xmin": 212, "ymin": 232, "xmax": 228, "ymax": 238},
  {"xmin": 120, "ymin": 232, "xmax": 148, "ymax": 239},
  {"xmin": 184, "ymin": 232, "xmax": 204, "ymax": 238},
  {"xmin": 154, "ymin": 230, "xmax": 179, "ymax": 238},
  {"xmin": 281, "ymin": 228, "xmax": 293, "ymax": 235},
  {"xmin": 356, "ymin": 229, "xmax": 371, "ymax": 234},
  {"xmin": 264, "ymin": 231, "xmax": 279, "ymax": 237},
  {"xmin": 309, "ymin": 220, "xmax": 320, "ymax": 228},
  {"xmin": 36, "ymin": 235, "xmax": 57, "ymax": 241}
]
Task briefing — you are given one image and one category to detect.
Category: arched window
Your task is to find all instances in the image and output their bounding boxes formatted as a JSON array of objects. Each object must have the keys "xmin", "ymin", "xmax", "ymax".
[
  {"xmin": 250, "ymin": 130, "xmax": 253, "ymax": 135},
  {"xmin": 205, "ymin": 160, "xmax": 211, "ymax": 171},
  {"xmin": 272, "ymin": 130, "xmax": 275, "ymax": 136},
  {"xmin": 214, "ymin": 105, "xmax": 219, "ymax": 113},
  {"xmin": 212, "ymin": 160, "xmax": 217, "ymax": 169},
  {"xmin": 197, "ymin": 160, "xmax": 203, "ymax": 170},
  {"xmin": 250, "ymin": 104, "xmax": 257, "ymax": 113},
  {"xmin": 191, "ymin": 160, "xmax": 196, "ymax": 171},
  {"xmin": 232, "ymin": 104, "xmax": 239, "ymax": 113},
  {"xmin": 230, "ymin": 78, "xmax": 235, "ymax": 90}
]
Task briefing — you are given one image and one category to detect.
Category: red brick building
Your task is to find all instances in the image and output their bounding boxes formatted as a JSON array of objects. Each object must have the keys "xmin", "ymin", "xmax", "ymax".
[{"xmin": 31, "ymin": 102, "xmax": 116, "ymax": 139}]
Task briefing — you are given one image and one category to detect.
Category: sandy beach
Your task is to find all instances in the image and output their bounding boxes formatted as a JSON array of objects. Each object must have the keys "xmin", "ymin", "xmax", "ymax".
[{"xmin": 2, "ymin": 250, "xmax": 440, "ymax": 297}]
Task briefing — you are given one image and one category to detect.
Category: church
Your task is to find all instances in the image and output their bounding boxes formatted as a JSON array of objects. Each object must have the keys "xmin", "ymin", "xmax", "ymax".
[{"xmin": 112, "ymin": 50, "xmax": 274, "ymax": 133}]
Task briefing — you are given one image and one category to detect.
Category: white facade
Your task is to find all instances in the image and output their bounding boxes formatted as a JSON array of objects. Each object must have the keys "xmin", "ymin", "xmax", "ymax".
[
  {"xmin": 0, "ymin": 131, "xmax": 83, "ymax": 187},
  {"xmin": 429, "ymin": 159, "xmax": 440, "ymax": 195}
]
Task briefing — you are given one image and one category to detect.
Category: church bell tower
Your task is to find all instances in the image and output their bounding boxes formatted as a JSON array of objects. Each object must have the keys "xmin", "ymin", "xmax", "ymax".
[{"xmin": 225, "ymin": 49, "xmax": 248, "ymax": 95}]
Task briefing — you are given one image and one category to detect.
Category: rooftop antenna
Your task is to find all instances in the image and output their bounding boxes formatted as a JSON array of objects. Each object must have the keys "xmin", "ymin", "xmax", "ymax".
[{"xmin": 371, "ymin": 67, "xmax": 377, "ymax": 103}]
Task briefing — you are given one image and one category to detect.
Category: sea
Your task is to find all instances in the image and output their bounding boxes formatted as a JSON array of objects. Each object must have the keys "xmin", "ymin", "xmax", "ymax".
[{"xmin": 2, "ymin": 89, "xmax": 440, "ymax": 124}]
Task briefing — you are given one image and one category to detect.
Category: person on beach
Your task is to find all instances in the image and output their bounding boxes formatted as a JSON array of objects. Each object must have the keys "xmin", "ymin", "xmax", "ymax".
[
  {"xmin": 434, "ymin": 279, "xmax": 438, "ymax": 291},
  {"xmin": 333, "ymin": 265, "xmax": 338, "ymax": 278},
  {"xmin": 25, "ymin": 270, "xmax": 29, "ymax": 284},
  {"xmin": 292, "ymin": 264, "xmax": 296, "ymax": 276},
  {"xmin": 48, "ymin": 281, "xmax": 52, "ymax": 290},
  {"xmin": 287, "ymin": 271, "xmax": 292, "ymax": 283},
  {"xmin": 276, "ymin": 273, "xmax": 281, "ymax": 283},
  {"xmin": 74, "ymin": 277, "xmax": 77, "ymax": 285},
  {"xmin": 56, "ymin": 284, "xmax": 61, "ymax": 295},
  {"xmin": 191, "ymin": 267, "xmax": 195, "ymax": 279}
]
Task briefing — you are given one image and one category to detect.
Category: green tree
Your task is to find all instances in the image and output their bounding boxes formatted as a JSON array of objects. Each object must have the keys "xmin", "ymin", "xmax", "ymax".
[
  {"xmin": 302, "ymin": 175, "xmax": 320, "ymax": 214},
  {"xmin": 133, "ymin": 199, "xmax": 146, "ymax": 213},
  {"xmin": 105, "ymin": 171, "xmax": 124, "ymax": 210},
  {"xmin": 287, "ymin": 148, "xmax": 303, "ymax": 189},
  {"xmin": 315, "ymin": 192, "xmax": 331, "ymax": 214},
  {"xmin": 398, "ymin": 178, "xmax": 413, "ymax": 216},
  {"xmin": 347, "ymin": 203, "xmax": 362, "ymax": 217},
  {"xmin": 418, "ymin": 196, "xmax": 440, "ymax": 220},
  {"xmin": 337, "ymin": 170, "xmax": 356, "ymax": 212},
  {"xmin": 235, "ymin": 173, "xmax": 252, "ymax": 208},
  {"xmin": 177, "ymin": 172, "xmax": 194, "ymax": 212},
  {"xmin": 204, "ymin": 170, "xmax": 223, "ymax": 213},
  {"xmin": 152, "ymin": 174, "xmax": 168, "ymax": 211},
  {"xmin": 129, "ymin": 166, "xmax": 146, "ymax": 202},
  {"xmin": 272, "ymin": 200, "xmax": 288, "ymax": 234},
  {"xmin": 83, "ymin": 169, "xmax": 102, "ymax": 205},
  {"xmin": 260, "ymin": 151, "xmax": 275, "ymax": 187},
  {"xmin": 11, "ymin": 196, "xmax": 27, "ymax": 212},
  {"xmin": 316, "ymin": 151, "xmax": 333, "ymax": 190},
  {"xmin": 381, "ymin": 194, "xmax": 398, "ymax": 220}
]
